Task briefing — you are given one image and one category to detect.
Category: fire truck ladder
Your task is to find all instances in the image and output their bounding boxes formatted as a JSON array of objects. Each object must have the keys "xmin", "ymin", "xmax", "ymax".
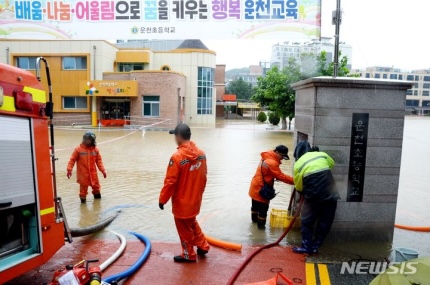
[{"xmin": 36, "ymin": 57, "xmax": 72, "ymax": 243}]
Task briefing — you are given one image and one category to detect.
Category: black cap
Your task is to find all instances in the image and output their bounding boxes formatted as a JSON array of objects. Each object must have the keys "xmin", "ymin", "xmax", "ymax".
[
  {"xmin": 169, "ymin": 123, "xmax": 191, "ymax": 140},
  {"xmin": 274, "ymin": 145, "xmax": 290, "ymax": 160}
]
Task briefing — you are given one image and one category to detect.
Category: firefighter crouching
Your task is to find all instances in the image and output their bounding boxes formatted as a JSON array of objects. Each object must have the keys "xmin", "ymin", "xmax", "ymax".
[
  {"xmin": 249, "ymin": 145, "xmax": 295, "ymax": 229},
  {"xmin": 292, "ymin": 142, "xmax": 340, "ymax": 254},
  {"xmin": 159, "ymin": 124, "xmax": 210, "ymax": 263},
  {"xmin": 67, "ymin": 132, "xmax": 107, "ymax": 203}
]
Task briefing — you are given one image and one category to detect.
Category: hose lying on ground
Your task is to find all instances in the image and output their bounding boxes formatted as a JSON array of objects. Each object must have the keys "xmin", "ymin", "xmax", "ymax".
[
  {"xmin": 204, "ymin": 234, "xmax": 242, "ymax": 251},
  {"xmin": 70, "ymin": 211, "xmax": 120, "ymax": 237},
  {"xmin": 102, "ymin": 232, "xmax": 152, "ymax": 284},
  {"xmin": 394, "ymin": 224, "xmax": 430, "ymax": 232},
  {"xmin": 99, "ymin": 231, "xmax": 127, "ymax": 272},
  {"xmin": 226, "ymin": 195, "xmax": 304, "ymax": 285}
]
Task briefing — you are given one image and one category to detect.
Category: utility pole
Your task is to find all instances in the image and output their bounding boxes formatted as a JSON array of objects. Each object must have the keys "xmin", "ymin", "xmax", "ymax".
[{"xmin": 332, "ymin": 0, "xmax": 342, "ymax": 77}]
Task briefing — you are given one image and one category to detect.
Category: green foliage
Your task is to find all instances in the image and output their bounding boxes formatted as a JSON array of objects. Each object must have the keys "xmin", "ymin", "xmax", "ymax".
[
  {"xmin": 268, "ymin": 112, "xmax": 280, "ymax": 125},
  {"xmin": 315, "ymin": 50, "xmax": 352, "ymax": 77},
  {"xmin": 227, "ymin": 77, "xmax": 254, "ymax": 100},
  {"xmin": 257, "ymin": 111, "xmax": 267, "ymax": 122},
  {"xmin": 252, "ymin": 58, "xmax": 301, "ymax": 129},
  {"xmin": 252, "ymin": 51, "xmax": 353, "ymax": 130}
]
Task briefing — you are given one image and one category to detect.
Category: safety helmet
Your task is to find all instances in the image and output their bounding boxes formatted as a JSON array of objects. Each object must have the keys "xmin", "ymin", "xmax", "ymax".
[{"xmin": 83, "ymin": 131, "xmax": 96, "ymax": 141}]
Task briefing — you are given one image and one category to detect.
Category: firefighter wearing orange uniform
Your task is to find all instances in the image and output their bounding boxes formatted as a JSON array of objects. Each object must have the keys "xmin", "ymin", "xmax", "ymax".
[
  {"xmin": 159, "ymin": 124, "xmax": 210, "ymax": 263},
  {"xmin": 249, "ymin": 145, "xmax": 294, "ymax": 229},
  {"xmin": 67, "ymin": 132, "xmax": 107, "ymax": 203}
]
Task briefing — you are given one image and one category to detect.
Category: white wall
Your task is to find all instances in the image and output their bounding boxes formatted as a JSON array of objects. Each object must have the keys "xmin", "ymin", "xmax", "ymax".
[{"xmin": 152, "ymin": 51, "xmax": 216, "ymax": 126}]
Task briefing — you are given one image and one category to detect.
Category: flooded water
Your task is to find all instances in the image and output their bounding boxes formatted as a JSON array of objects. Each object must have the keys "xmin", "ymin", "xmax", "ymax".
[
  {"xmin": 56, "ymin": 121, "xmax": 295, "ymax": 245},
  {"xmin": 54, "ymin": 118, "xmax": 430, "ymax": 256}
]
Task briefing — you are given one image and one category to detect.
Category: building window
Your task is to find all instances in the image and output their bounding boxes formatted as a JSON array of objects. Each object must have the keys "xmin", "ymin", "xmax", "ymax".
[
  {"xmin": 424, "ymin": 76, "xmax": 430, "ymax": 82},
  {"xmin": 413, "ymin": 83, "xmax": 419, "ymax": 88},
  {"xmin": 423, "ymin": 91, "xmax": 430, "ymax": 96},
  {"xmin": 383, "ymin": 74, "xmax": 388, "ymax": 79},
  {"xmin": 423, "ymin": 83, "xmax": 430, "ymax": 89},
  {"xmin": 365, "ymin": 73, "xmax": 370, "ymax": 78},
  {"xmin": 406, "ymin": 89, "xmax": 413, "ymax": 95},
  {"xmin": 197, "ymin": 67, "xmax": 214, "ymax": 115},
  {"xmin": 398, "ymin": 75, "xmax": 403, "ymax": 80},
  {"xmin": 415, "ymin": 75, "xmax": 420, "ymax": 81},
  {"xmin": 16, "ymin": 57, "xmax": 37, "ymax": 70},
  {"xmin": 413, "ymin": 90, "xmax": 418, "ymax": 96},
  {"xmin": 374, "ymin": 73, "xmax": 380, "ymax": 78},
  {"xmin": 406, "ymin": 100, "xmax": 419, "ymax": 107},
  {"xmin": 62, "ymin": 97, "xmax": 88, "ymax": 109},
  {"xmin": 143, "ymin": 96, "xmax": 160, "ymax": 117},
  {"xmin": 62, "ymin": 57, "xmax": 87, "ymax": 70},
  {"xmin": 390, "ymin": 74, "xmax": 397, "ymax": 79},
  {"xmin": 422, "ymin": 100, "xmax": 430, "ymax": 107},
  {"xmin": 406, "ymin": 75, "xmax": 414, "ymax": 81},
  {"xmin": 118, "ymin": 63, "xmax": 144, "ymax": 72}
]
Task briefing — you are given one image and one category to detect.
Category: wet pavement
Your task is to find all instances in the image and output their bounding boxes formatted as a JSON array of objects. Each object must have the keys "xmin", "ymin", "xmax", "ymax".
[{"xmin": 6, "ymin": 117, "xmax": 430, "ymax": 284}]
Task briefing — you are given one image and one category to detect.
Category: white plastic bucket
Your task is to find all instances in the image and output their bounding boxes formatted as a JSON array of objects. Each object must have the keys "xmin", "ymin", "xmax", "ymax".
[{"xmin": 395, "ymin": 247, "xmax": 419, "ymax": 262}]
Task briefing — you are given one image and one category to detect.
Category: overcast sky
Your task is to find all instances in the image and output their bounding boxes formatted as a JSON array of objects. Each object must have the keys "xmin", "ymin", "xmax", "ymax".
[{"xmin": 203, "ymin": 0, "xmax": 430, "ymax": 71}]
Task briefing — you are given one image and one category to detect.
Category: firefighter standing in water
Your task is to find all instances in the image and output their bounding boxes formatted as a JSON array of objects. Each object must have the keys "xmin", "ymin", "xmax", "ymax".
[
  {"xmin": 159, "ymin": 124, "xmax": 210, "ymax": 263},
  {"xmin": 292, "ymin": 142, "xmax": 339, "ymax": 254},
  {"xmin": 67, "ymin": 132, "xmax": 107, "ymax": 203},
  {"xmin": 249, "ymin": 145, "xmax": 295, "ymax": 229}
]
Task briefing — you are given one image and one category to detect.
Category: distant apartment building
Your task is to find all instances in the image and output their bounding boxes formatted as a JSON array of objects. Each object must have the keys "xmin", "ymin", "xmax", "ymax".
[
  {"xmin": 351, "ymin": 66, "xmax": 430, "ymax": 110},
  {"xmin": 232, "ymin": 65, "xmax": 264, "ymax": 87},
  {"xmin": 270, "ymin": 37, "xmax": 352, "ymax": 71}
]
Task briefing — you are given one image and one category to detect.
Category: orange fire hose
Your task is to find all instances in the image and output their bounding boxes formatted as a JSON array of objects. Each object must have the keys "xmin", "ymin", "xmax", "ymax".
[
  {"xmin": 394, "ymin": 224, "xmax": 430, "ymax": 232},
  {"xmin": 204, "ymin": 235, "xmax": 242, "ymax": 251},
  {"xmin": 226, "ymin": 195, "xmax": 304, "ymax": 285}
]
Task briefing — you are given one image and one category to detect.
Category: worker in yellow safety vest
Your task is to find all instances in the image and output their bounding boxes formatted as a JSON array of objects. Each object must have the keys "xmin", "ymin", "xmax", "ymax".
[{"xmin": 292, "ymin": 141, "xmax": 340, "ymax": 254}]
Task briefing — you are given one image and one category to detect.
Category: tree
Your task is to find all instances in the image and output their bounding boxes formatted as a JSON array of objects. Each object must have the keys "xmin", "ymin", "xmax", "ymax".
[
  {"xmin": 257, "ymin": 111, "xmax": 267, "ymax": 122},
  {"xmin": 252, "ymin": 58, "xmax": 301, "ymax": 130},
  {"xmin": 227, "ymin": 77, "xmax": 254, "ymax": 100},
  {"xmin": 315, "ymin": 50, "xmax": 355, "ymax": 77}
]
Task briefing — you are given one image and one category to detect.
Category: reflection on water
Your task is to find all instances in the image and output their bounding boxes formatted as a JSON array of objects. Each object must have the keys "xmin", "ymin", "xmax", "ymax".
[
  {"xmin": 55, "ymin": 118, "xmax": 430, "ymax": 257},
  {"xmin": 56, "ymin": 123, "xmax": 294, "ymax": 244}
]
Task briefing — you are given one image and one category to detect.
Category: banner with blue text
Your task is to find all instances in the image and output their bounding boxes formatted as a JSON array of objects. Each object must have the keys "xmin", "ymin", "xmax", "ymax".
[{"xmin": 0, "ymin": 0, "xmax": 321, "ymax": 39}]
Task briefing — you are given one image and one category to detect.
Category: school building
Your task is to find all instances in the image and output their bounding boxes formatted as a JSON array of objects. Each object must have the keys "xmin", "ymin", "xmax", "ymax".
[{"xmin": 0, "ymin": 39, "xmax": 217, "ymax": 127}]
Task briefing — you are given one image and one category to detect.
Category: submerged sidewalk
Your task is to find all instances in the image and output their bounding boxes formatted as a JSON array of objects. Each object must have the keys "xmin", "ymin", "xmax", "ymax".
[{"xmin": 8, "ymin": 237, "xmax": 308, "ymax": 285}]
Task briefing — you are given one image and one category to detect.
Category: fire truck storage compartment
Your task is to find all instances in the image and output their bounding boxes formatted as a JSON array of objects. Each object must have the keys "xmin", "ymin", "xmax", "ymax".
[{"xmin": 0, "ymin": 115, "xmax": 40, "ymax": 267}]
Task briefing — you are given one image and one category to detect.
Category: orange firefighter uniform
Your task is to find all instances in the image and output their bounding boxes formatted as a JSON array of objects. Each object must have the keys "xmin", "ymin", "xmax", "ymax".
[
  {"xmin": 67, "ymin": 144, "xmax": 106, "ymax": 198},
  {"xmin": 249, "ymin": 150, "xmax": 294, "ymax": 204},
  {"xmin": 159, "ymin": 141, "xmax": 210, "ymax": 261}
]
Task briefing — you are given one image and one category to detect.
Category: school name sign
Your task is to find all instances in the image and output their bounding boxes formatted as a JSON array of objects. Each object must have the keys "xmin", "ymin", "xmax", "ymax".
[{"xmin": 0, "ymin": 0, "xmax": 321, "ymax": 39}]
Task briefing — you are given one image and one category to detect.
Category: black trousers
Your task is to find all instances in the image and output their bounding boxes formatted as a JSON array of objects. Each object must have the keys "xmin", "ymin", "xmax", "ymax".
[
  {"xmin": 251, "ymin": 199, "xmax": 269, "ymax": 219},
  {"xmin": 301, "ymin": 199, "xmax": 337, "ymax": 246}
]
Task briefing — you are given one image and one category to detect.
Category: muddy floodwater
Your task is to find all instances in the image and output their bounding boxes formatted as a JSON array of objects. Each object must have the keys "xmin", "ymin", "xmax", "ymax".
[{"xmin": 54, "ymin": 118, "xmax": 430, "ymax": 257}]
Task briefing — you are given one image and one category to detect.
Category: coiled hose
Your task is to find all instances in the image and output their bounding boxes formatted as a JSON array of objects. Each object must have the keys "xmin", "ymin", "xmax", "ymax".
[
  {"xmin": 226, "ymin": 194, "xmax": 304, "ymax": 285},
  {"xmin": 70, "ymin": 211, "xmax": 120, "ymax": 237},
  {"xmin": 102, "ymin": 232, "xmax": 152, "ymax": 284}
]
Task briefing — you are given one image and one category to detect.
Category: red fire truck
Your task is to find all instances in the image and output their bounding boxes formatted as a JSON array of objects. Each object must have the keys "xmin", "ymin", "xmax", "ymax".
[{"xmin": 0, "ymin": 60, "xmax": 72, "ymax": 283}]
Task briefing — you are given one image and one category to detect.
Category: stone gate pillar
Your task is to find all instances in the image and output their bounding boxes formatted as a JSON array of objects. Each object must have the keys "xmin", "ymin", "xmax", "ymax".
[{"xmin": 291, "ymin": 77, "xmax": 412, "ymax": 242}]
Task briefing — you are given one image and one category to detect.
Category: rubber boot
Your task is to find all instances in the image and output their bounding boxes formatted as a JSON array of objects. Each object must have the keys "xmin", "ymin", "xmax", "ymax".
[
  {"xmin": 94, "ymin": 193, "xmax": 101, "ymax": 199},
  {"xmin": 80, "ymin": 197, "xmax": 86, "ymax": 203},
  {"xmin": 257, "ymin": 217, "xmax": 266, "ymax": 229},
  {"xmin": 173, "ymin": 256, "xmax": 196, "ymax": 263},
  {"xmin": 251, "ymin": 210, "xmax": 258, "ymax": 223},
  {"xmin": 312, "ymin": 238, "xmax": 324, "ymax": 253},
  {"xmin": 292, "ymin": 240, "xmax": 317, "ymax": 254},
  {"xmin": 197, "ymin": 248, "xmax": 208, "ymax": 257}
]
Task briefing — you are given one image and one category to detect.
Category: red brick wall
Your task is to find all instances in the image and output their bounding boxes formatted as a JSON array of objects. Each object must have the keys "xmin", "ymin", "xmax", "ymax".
[{"xmin": 103, "ymin": 71, "xmax": 186, "ymax": 126}]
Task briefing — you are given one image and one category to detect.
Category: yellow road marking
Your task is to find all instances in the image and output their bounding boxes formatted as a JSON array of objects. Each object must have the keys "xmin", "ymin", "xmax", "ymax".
[
  {"xmin": 0, "ymin": 96, "xmax": 16, "ymax": 112},
  {"xmin": 23, "ymin": 86, "xmax": 46, "ymax": 103},
  {"xmin": 306, "ymin": 263, "xmax": 317, "ymax": 285},
  {"xmin": 40, "ymin": 207, "xmax": 55, "ymax": 216},
  {"xmin": 318, "ymin": 264, "xmax": 331, "ymax": 285}
]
